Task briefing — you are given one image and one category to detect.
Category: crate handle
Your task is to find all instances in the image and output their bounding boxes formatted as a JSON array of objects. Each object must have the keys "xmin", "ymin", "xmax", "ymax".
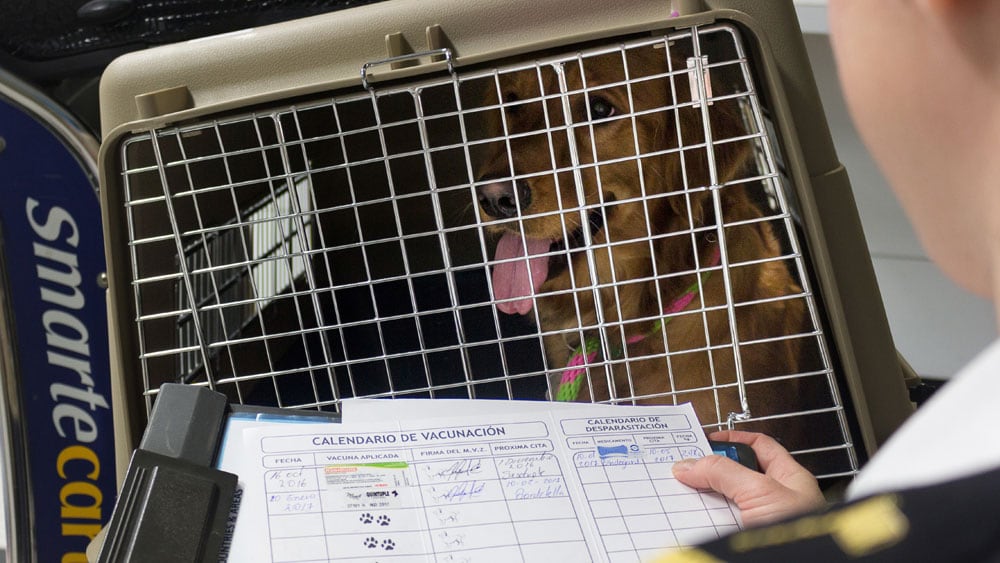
[{"xmin": 361, "ymin": 47, "xmax": 454, "ymax": 90}]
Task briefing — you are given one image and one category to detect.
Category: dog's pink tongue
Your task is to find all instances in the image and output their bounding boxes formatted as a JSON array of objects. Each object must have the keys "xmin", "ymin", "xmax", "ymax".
[{"xmin": 492, "ymin": 232, "xmax": 550, "ymax": 315}]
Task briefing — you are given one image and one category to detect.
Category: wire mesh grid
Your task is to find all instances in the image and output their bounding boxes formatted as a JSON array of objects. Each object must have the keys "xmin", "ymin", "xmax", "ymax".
[{"xmin": 116, "ymin": 23, "xmax": 856, "ymax": 476}]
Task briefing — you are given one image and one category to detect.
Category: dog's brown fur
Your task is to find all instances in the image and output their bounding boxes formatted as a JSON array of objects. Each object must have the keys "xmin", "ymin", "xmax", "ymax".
[{"xmin": 473, "ymin": 46, "xmax": 829, "ymax": 450}]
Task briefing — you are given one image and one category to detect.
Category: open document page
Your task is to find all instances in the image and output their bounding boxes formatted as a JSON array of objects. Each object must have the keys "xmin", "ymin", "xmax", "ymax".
[{"xmin": 222, "ymin": 401, "xmax": 741, "ymax": 562}]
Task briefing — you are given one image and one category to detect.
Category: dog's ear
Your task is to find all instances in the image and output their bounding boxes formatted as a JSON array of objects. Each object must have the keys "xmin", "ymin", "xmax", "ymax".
[
  {"xmin": 660, "ymin": 52, "xmax": 751, "ymax": 229},
  {"xmin": 662, "ymin": 103, "xmax": 714, "ymax": 228},
  {"xmin": 665, "ymin": 179, "xmax": 708, "ymax": 228}
]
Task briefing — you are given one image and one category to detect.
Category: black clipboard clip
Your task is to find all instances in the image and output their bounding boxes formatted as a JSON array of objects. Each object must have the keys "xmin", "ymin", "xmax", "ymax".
[{"xmin": 97, "ymin": 384, "xmax": 237, "ymax": 563}]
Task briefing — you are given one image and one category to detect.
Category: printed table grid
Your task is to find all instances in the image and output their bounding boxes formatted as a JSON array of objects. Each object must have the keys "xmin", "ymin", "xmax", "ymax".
[
  {"xmin": 571, "ymin": 437, "xmax": 740, "ymax": 561},
  {"xmin": 262, "ymin": 441, "xmax": 592, "ymax": 562},
  {"xmin": 234, "ymin": 404, "xmax": 740, "ymax": 563}
]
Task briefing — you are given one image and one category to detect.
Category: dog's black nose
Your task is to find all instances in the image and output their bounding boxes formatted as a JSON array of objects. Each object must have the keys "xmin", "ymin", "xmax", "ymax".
[{"xmin": 476, "ymin": 179, "xmax": 531, "ymax": 219}]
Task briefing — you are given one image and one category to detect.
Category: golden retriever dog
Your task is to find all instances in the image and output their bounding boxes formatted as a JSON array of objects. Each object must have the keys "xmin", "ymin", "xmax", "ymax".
[{"xmin": 472, "ymin": 43, "xmax": 831, "ymax": 456}]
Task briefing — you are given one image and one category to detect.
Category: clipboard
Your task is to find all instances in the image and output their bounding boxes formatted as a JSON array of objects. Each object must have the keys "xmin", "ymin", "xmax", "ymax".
[{"xmin": 97, "ymin": 384, "xmax": 340, "ymax": 562}]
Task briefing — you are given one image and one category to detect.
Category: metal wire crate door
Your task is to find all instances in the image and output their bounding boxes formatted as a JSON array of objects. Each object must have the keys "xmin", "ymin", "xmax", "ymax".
[{"xmin": 118, "ymin": 24, "xmax": 856, "ymax": 477}]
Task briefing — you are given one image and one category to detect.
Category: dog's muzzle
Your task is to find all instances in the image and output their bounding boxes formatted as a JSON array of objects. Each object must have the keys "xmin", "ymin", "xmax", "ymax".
[{"xmin": 476, "ymin": 177, "xmax": 532, "ymax": 218}]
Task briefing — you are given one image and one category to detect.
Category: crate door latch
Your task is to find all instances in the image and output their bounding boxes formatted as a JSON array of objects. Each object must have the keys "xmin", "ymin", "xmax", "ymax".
[{"xmin": 362, "ymin": 25, "xmax": 456, "ymax": 90}]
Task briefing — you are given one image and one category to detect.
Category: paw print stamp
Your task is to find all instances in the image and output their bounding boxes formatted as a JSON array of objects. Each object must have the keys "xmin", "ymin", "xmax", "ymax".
[
  {"xmin": 438, "ymin": 530, "xmax": 466, "ymax": 547},
  {"xmin": 381, "ymin": 539, "xmax": 396, "ymax": 551},
  {"xmin": 359, "ymin": 513, "xmax": 374, "ymax": 524},
  {"xmin": 377, "ymin": 515, "xmax": 391, "ymax": 526},
  {"xmin": 433, "ymin": 507, "xmax": 458, "ymax": 525},
  {"xmin": 363, "ymin": 537, "xmax": 378, "ymax": 549}
]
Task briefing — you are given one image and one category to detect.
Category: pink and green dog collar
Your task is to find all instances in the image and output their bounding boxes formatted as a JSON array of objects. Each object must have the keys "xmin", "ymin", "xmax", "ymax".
[{"xmin": 555, "ymin": 247, "xmax": 721, "ymax": 402}]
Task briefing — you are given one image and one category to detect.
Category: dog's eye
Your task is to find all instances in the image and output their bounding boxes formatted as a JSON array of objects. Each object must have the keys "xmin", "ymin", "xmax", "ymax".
[{"xmin": 589, "ymin": 96, "xmax": 616, "ymax": 120}]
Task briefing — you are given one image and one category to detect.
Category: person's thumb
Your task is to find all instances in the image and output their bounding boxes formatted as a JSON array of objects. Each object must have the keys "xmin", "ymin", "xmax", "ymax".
[
  {"xmin": 672, "ymin": 455, "xmax": 826, "ymax": 527},
  {"xmin": 671, "ymin": 455, "xmax": 764, "ymax": 500}
]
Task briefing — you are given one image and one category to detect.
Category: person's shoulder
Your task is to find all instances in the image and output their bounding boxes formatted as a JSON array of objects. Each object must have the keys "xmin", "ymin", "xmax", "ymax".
[
  {"xmin": 848, "ymin": 337, "xmax": 1000, "ymax": 499},
  {"xmin": 654, "ymin": 464, "xmax": 1000, "ymax": 562}
]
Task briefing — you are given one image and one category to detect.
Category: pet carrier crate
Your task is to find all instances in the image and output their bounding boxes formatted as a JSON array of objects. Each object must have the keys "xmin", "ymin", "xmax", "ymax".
[{"xmin": 97, "ymin": 0, "xmax": 913, "ymax": 484}]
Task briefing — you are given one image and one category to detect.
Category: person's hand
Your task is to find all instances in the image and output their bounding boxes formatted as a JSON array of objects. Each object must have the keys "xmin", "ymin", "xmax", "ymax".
[{"xmin": 672, "ymin": 430, "xmax": 826, "ymax": 527}]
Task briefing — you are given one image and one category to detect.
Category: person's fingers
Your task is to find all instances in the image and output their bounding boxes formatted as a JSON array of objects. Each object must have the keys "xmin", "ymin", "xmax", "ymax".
[
  {"xmin": 707, "ymin": 430, "xmax": 795, "ymax": 473},
  {"xmin": 671, "ymin": 454, "xmax": 770, "ymax": 501},
  {"xmin": 707, "ymin": 430, "xmax": 816, "ymax": 487},
  {"xmin": 704, "ymin": 430, "xmax": 825, "ymax": 502},
  {"xmin": 672, "ymin": 453, "xmax": 826, "ymax": 526}
]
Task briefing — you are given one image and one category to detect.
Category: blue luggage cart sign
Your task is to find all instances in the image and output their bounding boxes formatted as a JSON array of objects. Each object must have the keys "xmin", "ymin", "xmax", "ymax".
[{"xmin": 0, "ymin": 97, "xmax": 116, "ymax": 563}]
